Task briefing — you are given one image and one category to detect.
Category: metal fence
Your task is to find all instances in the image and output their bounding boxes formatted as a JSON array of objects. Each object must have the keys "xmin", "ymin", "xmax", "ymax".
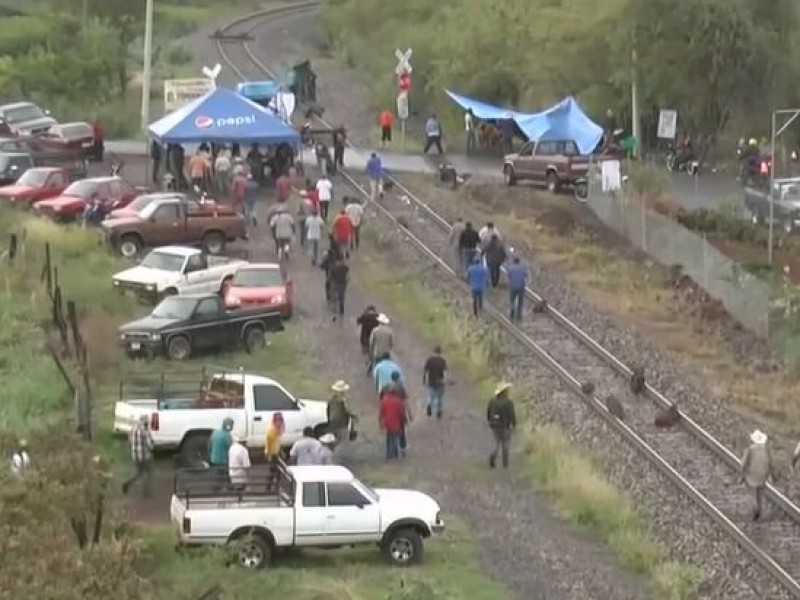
[{"xmin": 587, "ymin": 168, "xmax": 772, "ymax": 338}]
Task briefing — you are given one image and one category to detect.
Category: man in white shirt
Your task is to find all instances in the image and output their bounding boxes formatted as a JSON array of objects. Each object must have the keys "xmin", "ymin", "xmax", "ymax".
[
  {"xmin": 227, "ymin": 432, "xmax": 250, "ymax": 490},
  {"xmin": 316, "ymin": 175, "xmax": 333, "ymax": 220},
  {"xmin": 344, "ymin": 198, "xmax": 365, "ymax": 250},
  {"xmin": 313, "ymin": 433, "xmax": 336, "ymax": 465},
  {"xmin": 305, "ymin": 208, "xmax": 325, "ymax": 266},
  {"xmin": 465, "ymin": 109, "xmax": 476, "ymax": 154},
  {"xmin": 478, "ymin": 222, "xmax": 501, "ymax": 250},
  {"xmin": 289, "ymin": 427, "xmax": 323, "ymax": 466}
]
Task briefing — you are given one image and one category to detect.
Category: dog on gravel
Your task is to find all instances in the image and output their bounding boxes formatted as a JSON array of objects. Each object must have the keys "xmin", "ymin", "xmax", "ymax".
[
  {"xmin": 604, "ymin": 394, "xmax": 625, "ymax": 421},
  {"xmin": 654, "ymin": 403, "xmax": 681, "ymax": 428}
]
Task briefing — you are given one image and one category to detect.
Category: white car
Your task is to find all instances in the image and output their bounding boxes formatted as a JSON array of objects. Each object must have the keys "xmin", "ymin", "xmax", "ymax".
[
  {"xmin": 112, "ymin": 245, "xmax": 247, "ymax": 301},
  {"xmin": 171, "ymin": 464, "xmax": 445, "ymax": 568},
  {"xmin": 113, "ymin": 371, "xmax": 331, "ymax": 463}
]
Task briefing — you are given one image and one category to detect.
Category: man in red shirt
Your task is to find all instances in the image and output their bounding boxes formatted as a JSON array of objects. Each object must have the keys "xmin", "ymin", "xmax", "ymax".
[
  {"xmin": 379, "ymin": 109, "xmax": 394, "ymax": 148},
  {"xmin": 379, "ymin": 389, "xmax": 406, "ymax": 460},
  {"xmin": 304, "ymin": 178, "xmax": 320, "ymax": 213},
  {"xmin": 276, "ymin": 173, "xmax": 292, "ymax": 203},
  {"xmin": 331, "ymin": 209, "xmax": 352, "ymax": 258}
]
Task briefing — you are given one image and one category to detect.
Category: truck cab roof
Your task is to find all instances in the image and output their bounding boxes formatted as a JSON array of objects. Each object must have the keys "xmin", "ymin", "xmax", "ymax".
[
  {"xmin": 152, "ymin": 245, "xmax": 205, "ymax": 257},
  {"xmin": 287, "ymin": 465, "xmax": 355, "ymax": 483}
]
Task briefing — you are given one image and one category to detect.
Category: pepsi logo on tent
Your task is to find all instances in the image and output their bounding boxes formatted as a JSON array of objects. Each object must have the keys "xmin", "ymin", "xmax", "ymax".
[{"xmin": 194, "ymin": 114, "xmax": 258, "ymax": 130}]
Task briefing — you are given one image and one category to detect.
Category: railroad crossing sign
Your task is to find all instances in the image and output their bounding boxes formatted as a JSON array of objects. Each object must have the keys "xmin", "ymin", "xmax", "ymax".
[
  {"xmin": 397, "ymin": 71, "xmax": 411, "ymax": 92},
  {"xmin": 396, "ymin": 91, "xmax": 409, "ymax": 121},
  {"xmin": 395, "ymin": 48, "xmax": 413, "ymax": 75}
]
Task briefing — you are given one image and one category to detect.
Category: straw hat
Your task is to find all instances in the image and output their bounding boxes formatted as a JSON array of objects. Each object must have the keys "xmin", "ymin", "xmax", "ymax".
[
  {"xmin": 233, "ymin": 432, "xmax": 247, "ymax": 443},
  {"xmin": 494, "ymin": 382, "xmax": 512, "ymax": 396},
  {"xmin": 331, "ymin": 380, "xmax": 350, "ymax": 393},
  {"xmin": 319, "ymin": 433, "xmax": 336, "ymax": 445},
  {"xmin": 750, "ymin": 429, "xmax": 767, "ymax": 445},
  {"xmin": 377, "ymin": 313, "xmax": 390, "ymax": 324}
]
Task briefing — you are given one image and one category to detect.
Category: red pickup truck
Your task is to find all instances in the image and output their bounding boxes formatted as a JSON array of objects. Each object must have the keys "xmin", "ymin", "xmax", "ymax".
[
  {"xmin": 0, "ymin": 167, "xmax": 73, "ymax": 206},
  {"xmin": 503, "ymin": 139, "xmax": 590, "ymax": 193}
]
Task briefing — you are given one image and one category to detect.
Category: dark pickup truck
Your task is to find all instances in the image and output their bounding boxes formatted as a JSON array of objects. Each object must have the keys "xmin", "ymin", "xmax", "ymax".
[
  {"xmin": 743, "ymin": 177, "xmax": 800, "ymax": 234},
  {"xmin": 118, "ymin": 293, "xmax": 284, "ymax": 361},
  {"xmin": 503, "ymin": 139, "xmax": 590, "ymax": 193}
]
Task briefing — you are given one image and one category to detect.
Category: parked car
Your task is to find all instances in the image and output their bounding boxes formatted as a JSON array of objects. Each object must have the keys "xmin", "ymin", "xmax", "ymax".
[
  {"xmin": 0, "ymin": 102, "xmax": 56, "ymax": 135},
  {"xmin": 118, "ymin": 293, "xmax": 283, "ymax": 360},
  {"xmin": 0, "ymin": 152, "xmax": 35, "ymax": 185},
  {"xmin": 113, "ymin": 246, "xmax": 248, "ymax": 302},
  {"xmin": 102, "ymin": 195, "xmax": 247, "ymax": 258},
  {"xmin": 112, "ymin": 369, "xmax": 330, "ymax": 461},
  {"xmin": 170, "ymin": 463, "xmax": 445, "ymax": 569},
  {"xmin": 0, "ymin": 167, "xmax": 74, "ymax": 206},
  {"xmin": 743, "ymin": 177, "xmax": 800, "ymax": 234},
  {"xmin": 35, "ymin": 122, "xmax": 97, "ymax": 161},
  {"xmin": 503, "ymin": 139, "xmax": 590, "ymax": 192},
  {"xmin": 33, "ymin": 176, "xmax": 139, "ymax": 222},
  {"xmin": 224, "ymin": 262, "xmax": 293, "ymax": 319}
]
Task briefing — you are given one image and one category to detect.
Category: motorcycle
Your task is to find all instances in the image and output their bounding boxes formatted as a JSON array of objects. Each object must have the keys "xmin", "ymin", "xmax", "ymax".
[{"xmin": 666, "ymin": 147, "xmax": 699, "ymax": 176}]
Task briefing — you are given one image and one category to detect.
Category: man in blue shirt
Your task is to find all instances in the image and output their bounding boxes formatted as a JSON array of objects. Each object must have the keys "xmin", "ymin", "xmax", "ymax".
[
  {"xmin": 373, "ymin": 352, "xmax": 404, "ymax": 395},
  {"xmin": 506, "ymin": 256, "xmax": 529, "ymax": 322},
  {"xmin": 423, "ymin": 114, "xmax": 443, "ymax": 154},
  {"xmin": 366, "ymin": 152, "xmax": 384, "ymax": 201},
  {"xmin": 467, "ymin": 258, "xmax": 488, "ymax": 317}
]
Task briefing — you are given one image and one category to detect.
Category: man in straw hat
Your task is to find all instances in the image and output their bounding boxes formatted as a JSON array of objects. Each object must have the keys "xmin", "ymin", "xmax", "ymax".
[
  {"xmin": 228, "ymin": 431, "xmax": 251, "ymax": 491},
  {"xmin": 741, "ymin": 429, "xmax": 775, "ymax": 521},
  {"xmin": 328, "ymin": 380, "xmax": 353, "ymax": 445},
  {"xmin": 486, "ymin": 382, "xmax": 517, "ymax": 469},
  {"xmin": 368, "ymin": 313, "xmax": 394, "ymax": 376}
]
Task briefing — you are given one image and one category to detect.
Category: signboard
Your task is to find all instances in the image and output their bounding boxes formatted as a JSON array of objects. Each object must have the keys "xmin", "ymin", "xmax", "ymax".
[
  {"xmin": 396, "ymin": 91, "xmax": 409, "ymax": 121},
  {"xmin": 164, "ymin": 78, "xmax": 215, "ymax": 113},
  {"xmin": 394, "ymin": 48, "xmax": 413, "ymax": 75},
  {"xmin": 657, "ymin": 109, "xmax": 677, "ymax": 140}
]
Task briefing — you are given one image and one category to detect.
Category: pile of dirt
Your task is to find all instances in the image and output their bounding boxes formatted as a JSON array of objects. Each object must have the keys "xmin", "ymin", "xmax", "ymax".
[{"xmin": 536, "ymin": 206, "xmax": 580, "ymax": 236}]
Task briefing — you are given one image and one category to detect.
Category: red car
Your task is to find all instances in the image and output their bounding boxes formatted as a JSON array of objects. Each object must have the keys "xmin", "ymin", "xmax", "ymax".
[
  {"xmin": 224, "ymin": 263, "xmax": 293, "ymax": 318},
  {"xmin": 0, "ymin": 167, "xmax": 71, "ymax": 205},
  {"xmin": 36, "ymin": 122, "xmax": 98, "ymax": 161},
  {"xmin": 34, "ymin": 176, "xmax": 138, "ymax": 222}
]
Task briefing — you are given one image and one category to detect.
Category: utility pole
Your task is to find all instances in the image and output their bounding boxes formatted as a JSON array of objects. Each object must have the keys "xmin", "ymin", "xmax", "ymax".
[
  {"xmin": 630, "ymin": 48, "xmax": 641, "ymax": 160},
  {"xmin": 140, "ymin": 0, "xmax": 155, "ymax": 132},
  {"xmin": 81, "ymin": 0, "xmax": 88, "ymax": 30},
  {"xmin": 767, "ymin": 108, "xmax": 800, "ymax": 265}
]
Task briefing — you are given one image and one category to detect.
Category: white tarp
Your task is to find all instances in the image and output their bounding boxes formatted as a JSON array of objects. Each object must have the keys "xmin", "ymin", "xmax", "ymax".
[
  {"xmin": 164, "ymin": 78, "xmax": 216, "ymax": 113},
  {"xmin": 267, "ymin": 92, "xmax": 296, "ymax": 123}
]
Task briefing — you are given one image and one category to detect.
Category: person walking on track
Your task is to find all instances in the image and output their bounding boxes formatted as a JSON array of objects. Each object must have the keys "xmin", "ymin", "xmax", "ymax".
[
  {"xmin": 423, "ymin": 346, "xmax": 448, "ymax": 419},
  {"xmin": 328, "ymin": 255, "xmax": 349, "ymax": 319},
  {"xmin": 458, "ymin": 222, "xmax": 480, "ymax": 277},
  {"xmin": 487, "ymin": 382, "xmax": 516, "ymax": 469},
  {"xmin": 122, "ymin": 415, "xmax": 154, "ymax": 496},
  {"xmin": 379, "ymin": 109, "xmax": 394, "ymax": 148},
  {"xmin": 333, "ymin": 128, "xmax": 346, "ymax": 170},
  {"xmin": 332, "ymin": 209, "xmax": 353, "ymax": 258},
  {"xmin": 368, "ymin": 313, "xmax": 394, "ymax": 375},
  {"xmin": 467, "ymin": 257, "xmax": 489, "ymax": 317},
  {"xmin": 305, "ymin": 208, "xmax": 325, "ymax": 266},
  {"xmin": 423, "ymin": 114, "xmax": 444, "ymax": 154},
  {"xmin": 506, "ymin": 256, "xmax": 529, "ymax": 322},
  {"xmin": 484, "ymin": 234, "xmax": 507, "ymax": 288},
  {"xmin": 357, "ymin": 305, "xmax": 380, "ymax": 359},
  {"xmin": 316, "ymin": 174, "xmax": 333, "ymax": 220},
  {"xmin": 366, "ymin": 153, "xmax": 384, "ymax": 201},
  {"xmin": 741, "ymin": 429, "xmax": 775, "ymax": 521},
  {"xmin": 379, "ymin": 386, "xmax": 406, "ymax": 461},
  {"xmin": 449, "ymin": 217, "xmax": 466, "ymax": 270},
  {"xmin": 345, "ymin": 198, "xmax": 365, "ymax": 250}
]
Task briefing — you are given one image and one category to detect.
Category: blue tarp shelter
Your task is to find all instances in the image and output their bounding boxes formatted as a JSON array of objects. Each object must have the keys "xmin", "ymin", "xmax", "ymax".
[
  {"xmin": 444, "ymin": 89, "xmax": 603, "ymax": 155},
  {"xmin": 149, "ymin": 87, "xmax": 300, "ymax": 144},
  {"xmin": 237, "ymin": 80, "xmax": 281, "ymax": 102}
]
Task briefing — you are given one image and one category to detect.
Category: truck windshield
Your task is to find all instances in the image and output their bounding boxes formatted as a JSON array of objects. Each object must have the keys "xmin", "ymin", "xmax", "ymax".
[
  {"xmin": 232, "ymin": 267, "xmax": 283, "ymax": 287},
  {"xmin": 152, "ymin": 296, "xmax": 197, "ymax": 320},
  {"xmin": 141, "ymin": 250, "xmax": 186, "ymax": 272},
  {"xmin": 5, "ymin": 104, "xmax": 44, "ymax": 124}
]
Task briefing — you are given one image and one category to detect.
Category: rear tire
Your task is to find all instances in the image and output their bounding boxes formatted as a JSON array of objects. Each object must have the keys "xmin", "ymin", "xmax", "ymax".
[
  {"xmin": 119, "ymin": 234, "xmax": 142, "ymax": 258},
  {"xmin": 232, "ymin": 532, "xmax": 272, "ymax": 569},
  {"xmin": 546, "ymin": 171, "xmax": 560, "ymax": 193},
  {"xmin": 166, "ymin": 335, "xmax": 192, "ymax": 361},
  {"xmin": 244, "ymin": 326, "xmax": 266, "ymax": 354},
  {"xmin": 203, "ymin": 231, "xmax": 225, "ymax": 255},
  {"xmin": 503, "ymin": 165, "xmax": 516, "ymax": 186},
  {"xmin": 573, "ymin": 181, "xmax": 588, "ymax": 203},
  {"xmin": 382, "ymin": 528, "xmax": 424, "ymax": 566},
  {"xmin": 179, "ymin": 432, "xmax": 210, "ymax": 467}
]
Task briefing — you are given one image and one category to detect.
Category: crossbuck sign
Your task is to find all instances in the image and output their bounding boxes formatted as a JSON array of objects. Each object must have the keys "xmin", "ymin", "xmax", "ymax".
[{"xmin": 395, "ymin": 48, "xmax": 413, "ymax": 75}]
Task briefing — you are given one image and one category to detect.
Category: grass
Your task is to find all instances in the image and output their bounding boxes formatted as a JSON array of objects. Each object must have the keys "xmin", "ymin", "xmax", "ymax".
[
  {"xmin": 140, "ymin": 518, "xmax": 508, "ymax": 600},
  {"xmin": 352, "ymin": 246, "xmax": 702, "ymax": 599}
]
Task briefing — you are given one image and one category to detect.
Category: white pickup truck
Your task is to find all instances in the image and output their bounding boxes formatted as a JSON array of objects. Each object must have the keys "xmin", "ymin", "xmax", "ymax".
[
  {"xmin": 113, "ymin": 370, "xmax": 330, "ymax": 463},
  {"xmin": 171, "ymin": 463, "xmax": 445, "ymax": 568},
  {"xmin": 112, "ymin": 245, "xmax": 247, "ymax": 302}
]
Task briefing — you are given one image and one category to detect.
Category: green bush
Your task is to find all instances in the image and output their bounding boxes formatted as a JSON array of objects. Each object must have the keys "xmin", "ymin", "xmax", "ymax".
[{"xmin": 0, "ymin": 16, "xmax": 54, "ymax": 57}]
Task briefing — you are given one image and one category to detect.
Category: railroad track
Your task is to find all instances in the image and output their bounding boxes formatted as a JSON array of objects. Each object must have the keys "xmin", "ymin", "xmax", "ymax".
[{"xmin": 215, "ymin": 5, "xmax": 800, "ymax": 597}]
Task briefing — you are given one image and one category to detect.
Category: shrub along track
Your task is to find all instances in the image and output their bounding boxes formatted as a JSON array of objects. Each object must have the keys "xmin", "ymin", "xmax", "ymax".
[{"xmin": 216, "ymin": 5, "xmax": 800, "ymax": 598}]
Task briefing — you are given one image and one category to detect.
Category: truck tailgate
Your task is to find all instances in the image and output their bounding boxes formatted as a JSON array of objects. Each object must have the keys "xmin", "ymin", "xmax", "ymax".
[
  {"xmin": 170, "ymin": 495, "xmax": 188, "ymax": 537},
  {"xmin": 113, "ymin": 399, "xmax": 159, "ymax": 434}
]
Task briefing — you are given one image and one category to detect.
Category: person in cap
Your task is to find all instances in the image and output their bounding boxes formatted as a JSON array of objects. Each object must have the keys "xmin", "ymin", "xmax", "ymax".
[
  {"xmin": 10, "ymin": 438, "xmax": 30, "ymax": 477},
  {"xmin": 423, "ymin": 345, "xmax": 448, "ymax": 419},
  {"xmin": 741, "ymin": 429, "xmax": 775, "ymax": 521},
  {"xmin": 486, "ymin": 383, "xmax": 517, "ymax": 468},
  {"xmin": 208, "ymin": 417, "xmax": 234, "ymax": 468},
  {"xmin": 368, "ymin": 313, "xmax": 394, "ymax": 375},
  {"xmin": 328, "ymin": 380, "xmax": 352, "ymax": 444},
  {"xmin": 314, "ymin": 433, "xmax": 337, "ymax": 465},
  {"xmin": 289, "ymin": 427, "xmax": 324, "ymax": 466},
  {"xmin": 373, "ymin": 354, "xmax": 404, "ymax": 396},
  {"xmin": 122, "ymin": 415, "xmax": 154, "ymax": 496},
  {"xmin": 228, "ymin": 431, "xmax": 251, "ymax": 490},
  {"xmin": 357, "ymin": 305, "xmax": 380, "ymax": 358}
]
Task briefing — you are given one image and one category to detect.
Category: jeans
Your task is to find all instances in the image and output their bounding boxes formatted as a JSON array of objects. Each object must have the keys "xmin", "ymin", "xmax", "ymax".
[
  {"xmin": 369, "ymin": 178, "xmax": 383, "ymax": 201},
  {"xmin": 488, "ymin": 263, "xmax": 501, "ymax": 287},
  {"xmin": 427, "ymin": 383, "xmax": 445, "ymax": 417},
  {"xmin": 122, "ymin": 460, "xmax": 153, "ymax": 497},
  {"xmin": 752, "ymin": 485, "xmax": 766, "ymax": 519},
  {"xmin": 308, "ymin": 238, "xmax": 320, "ymax": 265},
  {"xmin": 510, "ymin": 288, "xmax": 524, "ymax": 321},
  {"xmin": 244, "ymin": 197, "xmax": 256, "ymax": 225},
  {"xmin": 424, "ymin": 135, "xmax": 443, "ymax": 154},
  {"xmin": 385, "ymin": 432, "xmax": 401, "ymax": 460},
  {"xmin": 351, "ymin": 225, "xmax": 361, "ymax": 249},
  {"xmin": 471, "ymin": 290, "xmax": 484, "ymax": 316},
  {"xmin": 320, "ymin": 201, "xmax": 330, "ymax": 220},
  {"xmin": 399, "ymin": 425, "xmax": 407, "ymax": 453},
  {"xmin": 330, "ymin": 283, "xmax": 346, "ymax": 316},
  {"xmin": 489, "ymin": 427, "xmax": 511, "ymax": 468},
  {"xmin": 460, "ymin": 249, "xmax": 473, "ymax": 276}
]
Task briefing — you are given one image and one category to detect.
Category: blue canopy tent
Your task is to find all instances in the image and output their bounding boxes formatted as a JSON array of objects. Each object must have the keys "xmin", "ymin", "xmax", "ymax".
[
  {"xmin": 237, "ymin": 80, "xmax": 281, "ymax": 106},
  {"xmin": 148, "ymin": 87, "xmax": 300, "ymax": 144},
  {"xmin": 514, "ymin": 97, "xmax": 603, "ymax": 155},
  {"xmin": 444, "ymin": 89, "xmax": 523, "ymax": 121}
]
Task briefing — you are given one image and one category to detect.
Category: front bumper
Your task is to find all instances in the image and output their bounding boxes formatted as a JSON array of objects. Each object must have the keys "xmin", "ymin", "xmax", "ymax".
[
  {"xmin": 114, "ymin": 282, "xmax": 159, "ymax": 303},
  {"xmin": 119, "ymin": 337, "xmax": 163, "ymax": 357}
]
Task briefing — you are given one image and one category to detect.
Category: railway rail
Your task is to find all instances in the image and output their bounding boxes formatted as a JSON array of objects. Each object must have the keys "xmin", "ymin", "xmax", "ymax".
[{"xmin": 214, "ymin": 4, "xmax": 800, "ymax": 596}]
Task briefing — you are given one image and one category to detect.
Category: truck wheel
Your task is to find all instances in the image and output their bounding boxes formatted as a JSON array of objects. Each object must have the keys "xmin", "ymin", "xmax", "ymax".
[
  {"xmin": 235, "ymin": 533, "xmax": 272, "ymax": 569},
  {"xmin": 546, "ymin": 172, "xmax": 560, "ymax": 193},
  {"xmin": 573, "ymin": 181, "xmax": 588, "ymax": 203},
  {"xmin": 203, "ymin": 231, "xmax": 226, "ymax": 255},
  {"xmin": 119, "ymin": 234, "xmax": 142, "ymax": 258},
  {"xmin": 179, "ymin": 432, "xmax": 210, "ymax": 468},
  {"xmin": 503, "ymin": 166, "xmax": 516, "ymax": 186},
  {"xmin": 166, "ymin": 335, "xmax": 192, "ymax": 361},
  {"xmin": 244, "ymin": 326, "xmax": 266, "ymax": 354},
  {"xmin": 382, "ymin": 528, "xmax": 424, "ymax": 566}
]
